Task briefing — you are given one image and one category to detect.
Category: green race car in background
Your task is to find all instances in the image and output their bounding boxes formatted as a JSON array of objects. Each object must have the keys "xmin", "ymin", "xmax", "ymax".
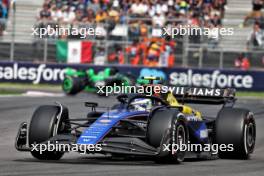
[{"xmin": 62, "ymin": 67, "xmax": 146, "ymax": 95}]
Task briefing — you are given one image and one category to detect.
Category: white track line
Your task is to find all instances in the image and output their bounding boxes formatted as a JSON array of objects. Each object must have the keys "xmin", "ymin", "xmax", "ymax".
[{"xmin": 22, "ymin": 91, "xmax": 65, "ymax": 97}]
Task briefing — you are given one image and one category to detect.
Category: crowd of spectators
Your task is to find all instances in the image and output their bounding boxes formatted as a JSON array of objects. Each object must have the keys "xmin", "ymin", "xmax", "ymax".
[
  {"xmin": 0, "ymin": 0, "xmax": 9, "ymax": 36},
  {"xmin": 37, "ymin": 0, "xmax": 227, "ymax": 38},
  {"xmin": 37, "ymin": 0, "xmax": 227, "ymax": 66}
]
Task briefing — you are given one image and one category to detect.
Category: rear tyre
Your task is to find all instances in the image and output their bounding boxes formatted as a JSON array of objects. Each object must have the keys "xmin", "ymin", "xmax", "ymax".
[
  {"xmin": 62, "ymin": 76, "xmax": 87, "ymax": 95},
  {"xmin": 147, "ymin": 109, "xmax": 188, "ymax": 164},
  {"xmin": 29, "ymin": 105, "xmax": 70, "ymax": 160},
  {"xmin": 215, "ymin": 108, "xmax": 256, "ymax": 159},
  {"xmin": 123, "ymin": 73, "xmax": 136, "ymax": 86},
  {"xmin": 109, "ymin": 67, "xmax": 119, "ymax": 75}
]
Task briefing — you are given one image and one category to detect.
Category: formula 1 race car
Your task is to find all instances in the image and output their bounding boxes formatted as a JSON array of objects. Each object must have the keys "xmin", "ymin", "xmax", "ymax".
[
  {"xmin": 62, "ymin": 67, "xmax": 143, "ymax": 95},
  {"xmin": 15, "ymin": 79, "xmax": 256, "ymax": 163}
]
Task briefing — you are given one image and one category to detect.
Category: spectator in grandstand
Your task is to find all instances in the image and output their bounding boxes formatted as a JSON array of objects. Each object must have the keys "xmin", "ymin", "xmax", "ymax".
[
  {"xmin": 88, "ymin": 0, "xmax": 100, "ymax": 14},
  {"xmin": 128, "ymin": 20, "xmax": 140, "ymax": 40},
  {"xmin": 189, "ymin": 12, "xmax": 200, "ymax": 26},
  {"xmin": 73, "ymin": 9, "xmax": 85, "ymax": 23},
  {"xmin": 51, "ymin": 5, "xmax": 63, "ymax": 22},
  {"xmin": 210, "ymin": 14, "xmax": 222, "ymax": 27},
  {"xmin": 145, "ymin": 41, "xmax": 162, "ymax": 67},
  {"xmin": 1, "ymin": 0, "xmax": 9, "ymax": 15},
  {"xmin": 241, "ymin": 57, "xmax": 251, "ymax": 70},
  {"xmin": 152, "ymin": 12, "xmax": 166, "ymax": 27},
  {"xmin": 130, "ymin": 0, "xmax": 149, "ymax": 17},
  {"xmin": 0, "ymin": 0, "xmax": 7, "ymax": 18},
  {"xmin": 178, "ymin": 0, "xmax": 189, "ymax": 14},
  {"xmin": 189, "ymin": 0, "xmax": 203, "ymax": 13},
  {"xmin": 234, "ymin": 53, "xmax": 244, "ymax": 68},
  {"xmin": 95, "ymin": 9, "xmax": 108, "ymax": 23},
  {"xmin": 62, "ymin": 5, "xmax": 76, "ymax": 24},
  {"xmin": 38, "ymin": 4, "xmax": 52, "ymax": 21},
  {"xmin": 82, "ymin": 8, "xmax": 95, "ymax": 23},
  {"xmin": 213, "ymin": 0, "xmax": 227, "ymax": 18},
  {"xmin": 241, "ymin": 0, "xmax": 263, "ymax": 27},
  {"xmin": 247, "ymin": 22, "xmax": 264, "ymax": 49},
  {"xmin": 108, "ymin": 7, "xmax": 120, "ymax": 23},
  {"xmin": 0, "ymin": 1, "xmax": 8, "ymax": 36},
  {"xmin": 126, "ymin": 41, "xmax": 141, "ymax": 65},
  {"xmin": 74, "ymin": 0, "xmax": 86, "ymax": 11},
  {"xmin": 234, "ymin": 53, "xmax": 251, "ymax": 70}
]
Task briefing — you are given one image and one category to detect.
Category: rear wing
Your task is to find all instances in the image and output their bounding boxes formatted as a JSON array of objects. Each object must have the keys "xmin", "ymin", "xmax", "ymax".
[{"xmin": 172, "ymin": 87, "xmax": 236, "ymax": 104}]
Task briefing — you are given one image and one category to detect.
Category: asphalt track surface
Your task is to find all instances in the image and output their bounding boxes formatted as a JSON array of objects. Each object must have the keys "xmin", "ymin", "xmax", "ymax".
[{"xmin": 0, "ymin": 93, "xmax": 264, "ymax": 176}]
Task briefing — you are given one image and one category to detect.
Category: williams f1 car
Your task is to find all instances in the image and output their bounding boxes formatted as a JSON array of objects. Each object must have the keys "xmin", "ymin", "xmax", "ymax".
[{"xmin": 15, "ymin": 84, "xmax": 256, "ymax": 163}]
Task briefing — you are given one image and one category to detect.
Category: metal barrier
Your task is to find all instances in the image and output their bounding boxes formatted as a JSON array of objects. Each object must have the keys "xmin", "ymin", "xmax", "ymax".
[{"xmin": 0, "ymin": 16, "xmax": 264, "ymax": 69}]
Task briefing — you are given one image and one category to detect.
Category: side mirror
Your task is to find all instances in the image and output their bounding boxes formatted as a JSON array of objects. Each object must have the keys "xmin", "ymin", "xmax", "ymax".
[{"xmin": 85, "ymin": 102, "xmax": 98, "ymax": 111}]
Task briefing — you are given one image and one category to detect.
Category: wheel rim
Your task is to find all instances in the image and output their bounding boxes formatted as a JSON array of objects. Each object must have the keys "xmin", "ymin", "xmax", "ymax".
[
  {"xmin": 247, "ymin": 123, "xmax": 255, "ymax": 147},
  {"xmin": 63, "ymin": 77, "xmax": 73, "ymax": 92},
  {"xmin": 244, "ymin": 121, "xmax": 256, "ymax": 154},
  {"xmin": 176, "ymin": 125, "xmax": 186, "ymax": 145},
  {"xmin": 174, "ymin": 124, "xmax": 186, "ymax": 161}
]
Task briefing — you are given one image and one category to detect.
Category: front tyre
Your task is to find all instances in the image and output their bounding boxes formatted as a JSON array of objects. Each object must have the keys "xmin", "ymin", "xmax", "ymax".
[
  {"xmin": 28, "ymin": 105, "xmax": 70, "ymax": 160},
  {"xmin": 147, "ymin": 109, "xmax": 188, "ymax": 163},
  {"xmin": 215, "ymin": 108, "xmax": 256, "ymax": 159}
]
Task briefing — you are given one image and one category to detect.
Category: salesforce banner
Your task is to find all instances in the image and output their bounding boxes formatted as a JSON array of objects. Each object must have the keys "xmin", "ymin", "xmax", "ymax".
[{"xmin": 0, "ymin": 61, "xmax": 264, "ymax": 91}]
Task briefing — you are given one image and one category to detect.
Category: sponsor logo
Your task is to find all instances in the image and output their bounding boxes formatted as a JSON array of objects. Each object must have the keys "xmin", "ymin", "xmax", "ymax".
[
  {"xmin": 186, "ymin": 115, "xmax": 201, "ymax": 121},
  {"xmin": 102, "ymin": 115, "xmax": 119, "ymax": 118},
  {"xmin": 99, "ymin": 119, "xmax": 112, "ymax": 123},
  {"xmin": 173, "ymin": 87, "xmax": 221, "ymax": 97},
  {"xmin": 169, "ymin": 70, "xmax": 253, "ymax": 89},
  {"xmin": 139, "ymin": 68, "xmax": 166, "ymax": 80},
  {"xmin": 0, "ymin": 63, "xmax": 65, "ymax": 84},
  {"xmin": 200, "ymin": 129, "xmax": 208, "ymax": 138}
]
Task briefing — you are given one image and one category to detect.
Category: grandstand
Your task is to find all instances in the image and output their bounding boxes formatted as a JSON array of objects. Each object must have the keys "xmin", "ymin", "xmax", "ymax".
[
  {"xmin": 221, "ymin": 0, "xmax": 253, "ymax": 51},
  {"xmin": 0, "ymin": 0, "xmax": 42, "ymax": 43},
  {"xmin": 0, "ymin": 0, "xmax": 263, "ymax": 69}
]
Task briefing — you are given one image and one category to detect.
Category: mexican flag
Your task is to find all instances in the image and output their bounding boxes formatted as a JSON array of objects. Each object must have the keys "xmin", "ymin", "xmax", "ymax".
[{"xmin": 56, "ymin": 40, "xmax": 93, "ymax": 63}]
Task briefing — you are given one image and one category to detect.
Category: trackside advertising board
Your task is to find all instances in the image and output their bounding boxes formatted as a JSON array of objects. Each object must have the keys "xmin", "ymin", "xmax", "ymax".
[{"xmin": 0, "ymin": 61, "xmax": 264, "ymax": 91}]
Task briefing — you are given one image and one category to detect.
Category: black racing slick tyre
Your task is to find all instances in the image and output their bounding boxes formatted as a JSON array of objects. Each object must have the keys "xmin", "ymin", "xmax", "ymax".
[
  {"xmin": 62, "ymin": 76, "xmax": 86, "ymax": 95},
  {"xmin": 215, "ymin": 108, "xmax": 256, "ymax": 159},
  {"xmin": 147, "ymin": 108, "xmax": 188, "ymax": 163},
  {"xmin": 28, "ymin": 105, "xmax": 70, "ymax": 160},
  {"xmin": 109, "ymin": 67, "xmax": 119, "ymax": 75},
  {"xmin": 123, "ymin": 73, "xmax": 136, "ymax": 86}
]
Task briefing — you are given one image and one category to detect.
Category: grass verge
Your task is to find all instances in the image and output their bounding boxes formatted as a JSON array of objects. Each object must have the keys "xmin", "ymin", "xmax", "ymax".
[
  {"xmin": 0, "ymin": 83, "xmax": 61, "ymax": 95},
  {"xmin": 236, "ymin": 91, "xmax": 264, "ymax": 98}
]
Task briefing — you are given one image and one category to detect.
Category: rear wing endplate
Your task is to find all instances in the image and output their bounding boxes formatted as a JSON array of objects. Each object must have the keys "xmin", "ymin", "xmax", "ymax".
[{"xmin": 172, "ymin": 87, "xmax": 236, "ymax": 104}]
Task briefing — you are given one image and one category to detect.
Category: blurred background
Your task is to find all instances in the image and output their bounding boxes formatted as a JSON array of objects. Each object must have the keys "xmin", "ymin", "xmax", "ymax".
[
  {"xmin": 0, "ymin": 0, "xmax": 264, "ymax": 91},
  {"xmin": 1, "ymin": 0, "xmax": 264, "ymax": 68}
]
